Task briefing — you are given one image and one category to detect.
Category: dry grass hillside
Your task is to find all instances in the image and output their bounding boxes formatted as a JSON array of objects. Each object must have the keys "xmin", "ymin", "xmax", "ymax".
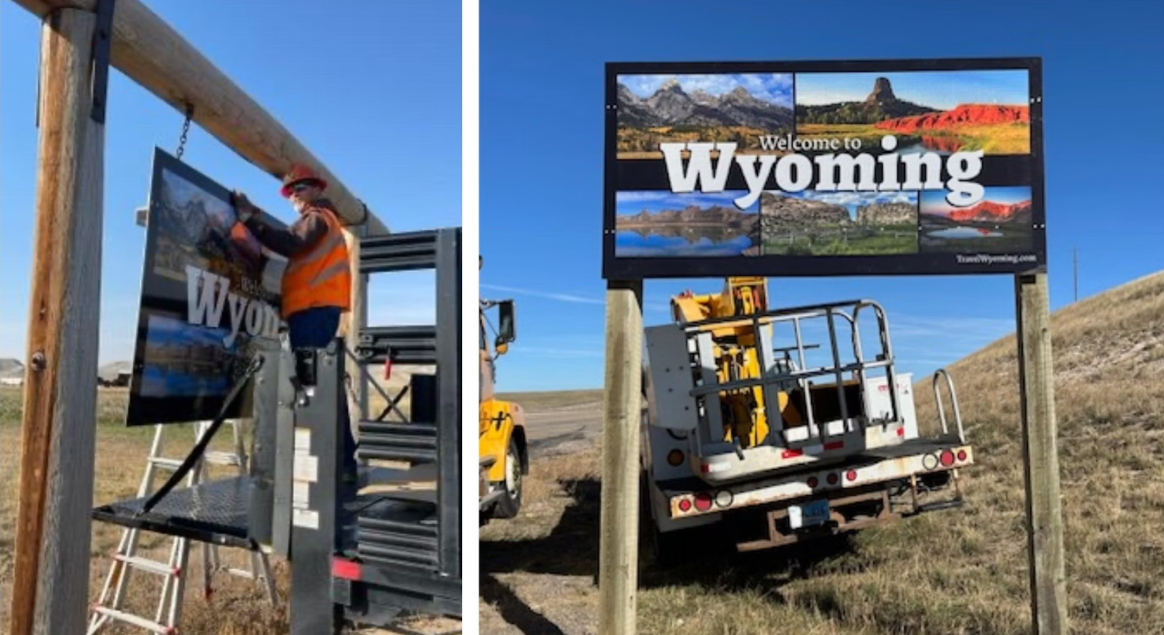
[{"xmin": 480, "ymin": 270, "xmax": 1164, "ymax": 635}]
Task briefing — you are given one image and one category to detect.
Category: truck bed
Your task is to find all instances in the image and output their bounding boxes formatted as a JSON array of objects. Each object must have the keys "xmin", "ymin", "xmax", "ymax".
[{"xmin": 655, "ymin": 433, "xmax": 971, "ymax": 520}]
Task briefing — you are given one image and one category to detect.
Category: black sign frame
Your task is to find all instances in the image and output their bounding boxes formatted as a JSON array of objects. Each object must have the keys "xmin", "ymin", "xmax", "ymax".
[
  {"xmin": 125, "ymin": 147, "xmax": 290, "ymax": 426},
  {"xmin": 602, "ymin": 56, "xmax": 1045, "ymax": 280}
]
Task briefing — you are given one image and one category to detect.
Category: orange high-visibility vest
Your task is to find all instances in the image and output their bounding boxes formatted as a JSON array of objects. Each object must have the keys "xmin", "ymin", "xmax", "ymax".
[{"xmin": 280, "ymin": 205, "xmax": 351, "ymax": 319}]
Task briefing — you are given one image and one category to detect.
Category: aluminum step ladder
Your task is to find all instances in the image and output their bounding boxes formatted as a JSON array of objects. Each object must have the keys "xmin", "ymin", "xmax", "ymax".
[{"xmin": 87, "ymin": 419, "xmax": 277, "ymax": 634}]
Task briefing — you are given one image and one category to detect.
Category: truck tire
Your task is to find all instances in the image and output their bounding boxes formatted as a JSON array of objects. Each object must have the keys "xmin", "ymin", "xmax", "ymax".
[
  {"xmin": 640, "ymin": 468, "xmax": 684, "ymax": 568},
  {"xmin": 491, "ymin": 437, "xmax": 523, "ymax": 519}
]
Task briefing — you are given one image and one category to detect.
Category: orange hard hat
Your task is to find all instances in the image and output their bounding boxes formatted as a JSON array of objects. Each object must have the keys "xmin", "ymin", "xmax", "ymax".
[{"xmin": 280, "ymin": 164, "xmax": 328, "ymax": 198}]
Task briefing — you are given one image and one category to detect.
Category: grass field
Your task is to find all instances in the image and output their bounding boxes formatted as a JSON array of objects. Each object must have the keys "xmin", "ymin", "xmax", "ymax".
[
  {"xmin": 0, "ymin": 366, "xmax": 459, "ymax": 635},
  {"xmin": 480, "ymin": 270, "xmax": 1164, "ymax": 634},
  {"xmin": 617, "ymin": 125, "xmax": 780, "ymax": 159},
  {"xmin": 763, "ymin": 224, "xmax": 917, "ymax": 256}
]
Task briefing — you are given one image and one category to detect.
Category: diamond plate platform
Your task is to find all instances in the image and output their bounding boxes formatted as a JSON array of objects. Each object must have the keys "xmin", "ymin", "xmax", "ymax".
[
  {"xmin": 91, "ymin": 476, "xmax": 256, "ymax": 549},
  {"xmin": 92, "ymin": 473, "xmax": 440, "ymax": 553}
]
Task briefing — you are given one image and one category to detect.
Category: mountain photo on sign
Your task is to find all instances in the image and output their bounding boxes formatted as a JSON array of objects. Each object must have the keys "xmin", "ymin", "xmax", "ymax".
[
  {"xmin": 615, "ymin": 190, "xmax": 760, "ymax": 257},
  {"xmin": 617, "ymin": 73, "xmax": 794, "ymax": 159},
  {"xmin": 795, "ymin": 69, "xmax": 1031, "ymax": 156},
  {"xmin": 760, "ymin": 190, "xmax": 919, "ymax": 256},
  {"xmin": 918, "ymin": 185, "xmax": 1034, "ymax": 253},
  {"xmin": 152, "ymin": 169, "xmax": 281, "ymax": 294}
]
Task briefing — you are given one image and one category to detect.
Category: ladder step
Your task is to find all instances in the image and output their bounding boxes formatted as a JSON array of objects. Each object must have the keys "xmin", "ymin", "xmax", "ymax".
[
  {"xmin": 204, "ymin": 451, "xmax": 244, "ymax": 466},
  {"xmin": 113, "ymin": 554, "xmax": 179, "ymax": 577},
  {"xmin": 148, "ymin": 457, "xmax": 183, "ymax": 470},
  {"xmin": 224, "ymin": 567, "xmax": 256, "ymax": 579},
  {"xmin": 91, "ymin": 606, "xmax": 174, "ymax": 634},
  {"xmin": 149, "ymin": 453, "xmax": 243, "ymax": 470}
]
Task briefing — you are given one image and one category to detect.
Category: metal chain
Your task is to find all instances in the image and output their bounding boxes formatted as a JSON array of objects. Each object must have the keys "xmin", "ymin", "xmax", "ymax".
[{"xmin": 176, "ymin": 104, "xmax": 193, "ymax": 159}]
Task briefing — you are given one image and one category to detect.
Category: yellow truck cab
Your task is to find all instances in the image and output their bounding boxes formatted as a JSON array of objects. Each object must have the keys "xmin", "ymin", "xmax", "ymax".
[{"xmin": 479, "ymin": 281, "xmax": 529, "ymax": 525}]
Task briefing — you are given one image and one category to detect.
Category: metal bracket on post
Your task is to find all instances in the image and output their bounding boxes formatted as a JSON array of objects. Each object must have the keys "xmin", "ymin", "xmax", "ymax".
[{"xmin": 90, "ymin": 0, "xmax": 115, "ymax": 124}]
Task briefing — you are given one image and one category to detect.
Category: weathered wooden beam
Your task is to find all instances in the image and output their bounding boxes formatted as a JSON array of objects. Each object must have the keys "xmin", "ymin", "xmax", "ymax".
[
  {"xmin": 9, "ymin": 0, "xmax": 390, "ymax": 236},
  {"xmin": 598, "ymin": 279, "xmax": 644, "ymax": 635},
  {"xmin": 9, "ymin": 7, "xmax": 104, "ymax": 635},
  {"xmin": 342, "ymin": 225, "xmax": 369, "ymax": 427},
  {"xmin": 1015, "ymin": 272, "xmax": 1068, "ymax": 635}
]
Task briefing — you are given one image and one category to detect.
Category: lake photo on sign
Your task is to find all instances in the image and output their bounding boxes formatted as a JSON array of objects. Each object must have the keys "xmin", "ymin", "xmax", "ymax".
[
  {"xmin": 918, "ymin": 185, "xmax": 1034, "ymax": 254},
  {"xmin": 615, "ymin": 190, "xmax": 761, "ymax": 257}
]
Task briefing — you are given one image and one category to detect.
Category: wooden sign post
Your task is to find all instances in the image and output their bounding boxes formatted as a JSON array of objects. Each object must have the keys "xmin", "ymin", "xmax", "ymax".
[
  {"xmin": 9, "ymin": 7, "xmax": 107, "ymax": 634},
  {"xmin": 1015, "ymin": 272, "xmax": 1068, "ymax": 635},
  {"xmin": 598, "ymin": 279, "xmax": 644, "ymax": 635}
]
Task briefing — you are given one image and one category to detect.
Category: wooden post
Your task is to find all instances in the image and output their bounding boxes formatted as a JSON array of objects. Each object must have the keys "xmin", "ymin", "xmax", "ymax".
[
  {"xmin": 342, "ymin": 225, "xmax": 369, "ymax": 425},
  {"xmin": 598, "ymin": 279, "xmax": 644, "ymax": 635},
  {"xmin": 1015, "ymin": 272, "xmax": 1068, "ymax": 635},
  {"xmin": 10, "ymin": 8, "xmax": 106, "ymax": 635}
]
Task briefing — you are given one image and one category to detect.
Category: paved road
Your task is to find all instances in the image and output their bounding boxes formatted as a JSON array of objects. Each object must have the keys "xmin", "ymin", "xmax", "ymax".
[{"xmin": 521, "ymin": 402, "xmax": 605, "ymax": 457}]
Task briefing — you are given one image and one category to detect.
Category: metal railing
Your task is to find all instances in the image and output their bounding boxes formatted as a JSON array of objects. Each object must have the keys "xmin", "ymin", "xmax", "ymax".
[
  {"xmin": 673, "ymin": 298, "xmax": 905, "ymax": 454},
  {"xmin": 932, "ymin": 368, "xmax": 966, "ymax": 443}
]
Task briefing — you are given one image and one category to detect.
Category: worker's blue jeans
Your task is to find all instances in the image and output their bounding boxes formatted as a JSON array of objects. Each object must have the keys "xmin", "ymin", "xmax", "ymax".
[{"xmin": 287, "ymin": 306, "xmax": 359, "ymax": 480}]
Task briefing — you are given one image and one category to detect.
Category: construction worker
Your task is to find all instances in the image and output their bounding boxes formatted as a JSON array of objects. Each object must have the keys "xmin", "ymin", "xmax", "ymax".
[{"xmin": 230, "ymin": 164, "xmax": 359, "ymax": 493}]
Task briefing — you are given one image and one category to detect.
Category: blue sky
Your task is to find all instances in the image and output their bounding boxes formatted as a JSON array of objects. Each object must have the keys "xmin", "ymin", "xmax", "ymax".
[
  {"xmin": 922, "ymin": 186, "xmax": 1033, "ymax": 216},
  {"xmin": 481, "ymin": 0, "xmax": 1164, "ymax": 393},
  {"xmin": 0, "ymin": 0, "xmax": 462, "ymax": 366},
  {"xmin": 796, "ymin": 69, "xmax": 1030, "ymax": 110},
  {"xmin": 620, "ymin": 73, "xmax": 793, "ymax": 108}
]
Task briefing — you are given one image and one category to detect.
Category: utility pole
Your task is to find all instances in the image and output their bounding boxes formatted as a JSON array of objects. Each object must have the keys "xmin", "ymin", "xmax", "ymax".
[
  {"xmin": 1015, "ymin": 272, "xmax": 1069, "ymax": 635},
  {"xmin": 1073, "ymin": 248, "xmax": 1078, "ymax": 303}
]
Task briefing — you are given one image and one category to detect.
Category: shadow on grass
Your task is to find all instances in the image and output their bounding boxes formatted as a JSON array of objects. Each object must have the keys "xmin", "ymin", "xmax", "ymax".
[
  {"xmin": 481, "ymin": 477, "xmax": 861, "ymax": 600},
  {"xmin": 479, "ymin": 574, "xmax": 566, "ymax": 635}
]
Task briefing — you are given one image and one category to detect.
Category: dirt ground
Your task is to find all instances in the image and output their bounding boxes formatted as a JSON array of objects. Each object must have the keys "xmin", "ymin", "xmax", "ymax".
[{"xmin": 0, "ymin": 379, "xmax": 462, "ymax": 635}]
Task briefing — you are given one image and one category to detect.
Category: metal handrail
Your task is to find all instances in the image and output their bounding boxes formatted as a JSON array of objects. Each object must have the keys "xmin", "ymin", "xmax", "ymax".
[
  {"xmin": 932, "ymin": 368, "xmax": 965, "ymax": 443},
  {"xmin": 687, "ymin": 359, "xmax": 893, "ymax": 398}
]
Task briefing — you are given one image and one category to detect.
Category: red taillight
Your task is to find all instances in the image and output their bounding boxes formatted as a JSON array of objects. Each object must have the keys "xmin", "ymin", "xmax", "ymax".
[
  {"xmin": 824, "ymin": 440, "xmax": 844, "ymax": 451},
  {"xmin": 782, "ymin": 449, "xmax": 803, "ymax": 459},
  {"xmin": 332, "ymin": 557, "xmax": 361, "ymax": 581},
  {"xmin": 826, "ymin": 473, "xmax": 838, "ymax": 485},
  {"xmin": 845, "ymin": 469, "xmax": 857, "ymax": 482},
  {"xmin": 940, "ymin": 450, "xmax": 955, "ymax": 467},
  {"xmin": 678, "ymin": 498, "xmax": 692, "ymax": 512},
  {"xmin": 896, "ymin": 427, "xmax": 905, "ymax": 437},
  {"xmin": 957, "ymin": 449, "xmax": 967, "ymax": 462},
  {"xmin": 694, "ymin": 492, "xmax": 713, "ymax": 512},
  {"xmin": 807, "ymin": 476, "xmax": 819, "ymax": 488}
]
